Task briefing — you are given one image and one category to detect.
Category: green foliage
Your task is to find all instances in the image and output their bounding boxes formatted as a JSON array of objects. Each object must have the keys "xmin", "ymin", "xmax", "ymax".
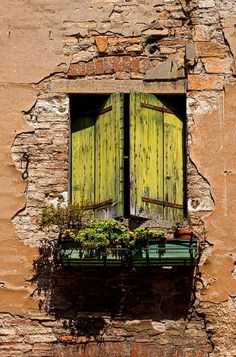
[
  {"xmin": 40, "ymin": 204, "xmax": 167, "ymax": 255},
  {"xmin": 40, "ymin": 202, "xmax": 85, "ymax": 233},
  {"xmin": 74, "ymin": 220, "xmax": 135, "ymax": 253},
  {"xmin": 75, "ymin": 228, "xmax": 109, "ymax": 251},
  {"xmin": 73, "ymin": 220, "xmax": 166, "ymax": 254},
  {"xmin": 134, "ymin": 226, "xmax": 165, "ymax": 243}
]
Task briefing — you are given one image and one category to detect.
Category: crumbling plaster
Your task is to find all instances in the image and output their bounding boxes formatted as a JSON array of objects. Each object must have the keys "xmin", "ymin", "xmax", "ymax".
[{"xmin": 190, "ymin": 85, "xmax": 236, "ymax": 302}]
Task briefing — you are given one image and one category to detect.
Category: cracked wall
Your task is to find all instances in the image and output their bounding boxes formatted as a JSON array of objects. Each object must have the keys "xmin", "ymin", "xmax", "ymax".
[{"xmin": 0, "ymin": 0, "xmax": 236, "ymax": 356}]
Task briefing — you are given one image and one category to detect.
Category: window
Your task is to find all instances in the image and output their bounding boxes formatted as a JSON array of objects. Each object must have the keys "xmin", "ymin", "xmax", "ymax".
[{"xmin": 70, "ymin": 93, "xmax": 185, "ymax": 223}]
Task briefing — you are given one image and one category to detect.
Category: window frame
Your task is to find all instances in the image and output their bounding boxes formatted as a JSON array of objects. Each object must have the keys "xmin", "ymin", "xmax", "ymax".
[{"xmin": 69, "ymin": 91, "xmax": 187, "ymax": 224}]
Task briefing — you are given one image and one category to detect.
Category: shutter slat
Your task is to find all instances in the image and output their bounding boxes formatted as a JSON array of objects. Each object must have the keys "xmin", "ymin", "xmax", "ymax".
[{"xmin": 71, "ymin": 94, "xmax": 124, "ymax": 218}]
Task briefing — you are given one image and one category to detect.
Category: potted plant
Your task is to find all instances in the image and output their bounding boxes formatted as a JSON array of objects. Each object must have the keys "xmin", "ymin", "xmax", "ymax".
[{"xmin": 173, "ymin": 222, "xmax": 193, "ymax": 239}]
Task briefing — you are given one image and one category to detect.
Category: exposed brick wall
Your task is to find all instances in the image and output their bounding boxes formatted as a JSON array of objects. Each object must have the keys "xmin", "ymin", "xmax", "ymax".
[{"xmin": 68, "ymin": 56, "xmax": 163, "ymax": 80}]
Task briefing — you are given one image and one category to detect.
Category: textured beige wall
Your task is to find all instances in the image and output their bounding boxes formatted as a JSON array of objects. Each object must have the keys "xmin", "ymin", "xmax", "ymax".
[{"xmin": 191, "ymin": 85, "xmax": 236, "ymax": 302}]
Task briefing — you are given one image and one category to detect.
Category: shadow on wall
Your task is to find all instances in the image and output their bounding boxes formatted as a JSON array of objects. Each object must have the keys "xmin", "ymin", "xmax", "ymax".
[{"xmin": 33, "ymin": 243, "xmax": 195, "ymax": 337}]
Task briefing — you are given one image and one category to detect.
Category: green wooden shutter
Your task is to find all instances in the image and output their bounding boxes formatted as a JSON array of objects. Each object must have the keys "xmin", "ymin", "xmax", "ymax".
[
  {"xmin": 72, "ymin": 114, "xmax": 95, "ymax": 206},
  {"xmin": 130, "ymin": 92, "xmax": 164, "ymax": 219},
  {"xmin": 163, "ymin": 111, "xmax": 184, "ymax": 222},
  {"xmin": 95, "ymin": 93, "xmax": 124, "ymax": 218},
  {"xmin": 130, "ymin": 92, "xmax": 184, "ymax": 222},
  {"xmin": 71, "ymin": 94, "xmax": 124, "ymax": 218}
]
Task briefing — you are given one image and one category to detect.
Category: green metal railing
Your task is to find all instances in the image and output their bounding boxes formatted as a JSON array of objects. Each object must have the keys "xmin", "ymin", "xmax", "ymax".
[{"xmin": 59, "ymin": 238, "xmax": 198, "ymax": 267}]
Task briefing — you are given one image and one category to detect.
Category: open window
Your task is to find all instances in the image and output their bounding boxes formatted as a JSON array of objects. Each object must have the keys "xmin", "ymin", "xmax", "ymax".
[{"xmin": 70, "ymin": 93, "xmax": 185, "ymax": 223}]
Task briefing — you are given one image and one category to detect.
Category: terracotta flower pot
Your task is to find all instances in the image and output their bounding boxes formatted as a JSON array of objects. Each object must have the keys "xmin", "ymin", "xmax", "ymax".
[{"xmin": 174, "ymin": 228, "xmax": 192, "ymax": 239}]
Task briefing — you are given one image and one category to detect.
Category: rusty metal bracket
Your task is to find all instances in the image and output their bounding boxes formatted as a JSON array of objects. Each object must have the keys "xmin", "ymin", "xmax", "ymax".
[
  {"xmin": 21, "ymin": 152, "xmax": 29, "ymax": 180},
  {"xmin": 84, "ymin": 199, "xmax": 113, "ymax": 210},
  {"xmin": 142, "ymin": 196, "xmax": 183, "ymax": 209},
  {"xmin": 141, "ymin": 103, "xmax": 173, "ymax": 114}
]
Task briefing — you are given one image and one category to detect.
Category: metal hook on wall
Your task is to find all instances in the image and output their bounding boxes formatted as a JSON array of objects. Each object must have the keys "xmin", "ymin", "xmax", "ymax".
[{"xmin": 21, "ymin": 152, "xmax": 29, "ymax": 180}]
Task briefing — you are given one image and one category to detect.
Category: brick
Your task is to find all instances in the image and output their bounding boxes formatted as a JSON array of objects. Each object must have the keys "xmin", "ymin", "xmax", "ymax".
[
  {"xmin": 188, "ymin": 74, "xmax": 223, "ymax": 90},
  {"xmin": 5, "ymin": 319, "xmax": 32, "ymax": 326},
  {"xmin": 85, "ymin": 60, "xmax": 95, "ymax": 76},
  {"xmin": 78, "ymin": 344, "xmax": 90, "ymax": 357},
  {"xmin": 67, "ymin": 64, "xmax": 78, "ymax": 78},
  {"xmin": 122, "ymin": 56, "xmax": 131, "ymax": 72},
  {"xmin": 105, "ymin": 342, "xmax": 114, "ymax": 356},
  {"xmin": 131, "ymin": 57, "xmax": 140, "ymax": 72},
  {"xmin": 27, "ymin": 351, "xmax": 53, "ymax": 357},
  {"xmin": 195, "ymin": 41, "xmax": 227, "ymax": 58},
  {"xmin": 139, "ymin": 344, "xmax": 149, "ymax": 357},
  {"xmin": 33, "ymin": 343, "xmax": 52, "ymax": 351},
  {"xmin": 78, "ymin": 62, "xmax": 86, "ymax": 77},
  {"xmin": 94, "ymin": 57, "xmax": 104, "ymax": 75},
  {"xmin": 159, "ymin": 10, "xmax": 170, "ymax": 18},
  {"xmin": 139, "ymin": 58, "xmax": 150, "ymax": 73},
  {"xmin": 103, "ymin": 57, "xmax": 114, "ymax": 74},
  {"xmin": 113, "ymin": 57, "xmax": 122, "ymax": 72},
  {"xmin": 130, "ymin": 342, "xmax": 140, "ymax": 357},
  {"xmin": 0, "ymin": 328, "xmax": 16, "ymax": 335},
  {"xmin": 86, "ymin": 343, "xmax": 97, "ymax": 357},
  {"xmin": 25, "ymin": 334, "xmax": 57, "ymax": 343},
  {"xmin": 59, "ymin": 335, "xmax": 95, "ymax": 343},
  {"xmin": 115, "ymin": 342, "xmax": 125, "ymax": 356},
  {"xmin": 0, "ymin": 343, "xmax": 32, "ymax": 352},
  {"xmin": 16, "ymin": 326, "xmax": 53, "ymax": 335}
]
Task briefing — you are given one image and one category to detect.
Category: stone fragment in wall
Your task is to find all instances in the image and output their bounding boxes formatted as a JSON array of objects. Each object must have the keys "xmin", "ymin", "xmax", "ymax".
[
  {"xmin": 188, "ymin": 74, "xmax": 223, "ymax": 90},
  {"xmin": 223, "ymin": 17, "xmax": 236, "ymax": 75},
  {"xmin": 151, "ymin": 321, "xmax": 166, "ymax": 333},
  {"xmin": 71, "ymin": 51, "xmax": 95, "ymax": 64},
  {"xmin": 202, "ymin": 57, "xmax": 233, "ymax": 74},
  {"xmin": 59, "ymin": 335, "xmax": 95, "ymax": 343},
  {"xmin": 143, "ymin": 59, "xmax": 184, "ymax": 81},
  {"xmin": 109, "ymin": 45, "xmax": 124, "ymax": 54},
  {"xmin": 185, "ymin": 42, "xmax": 196, "ymax": 67},
  {"xmin": 147, "ymin": 20, "xmax": 163, "ymax": 30},
  {"xmin": 130, "ymin": 73, "xmax": 143, "ymax": 79},
  {"xmin": 109, "ymin": 36, "xmax": 141, "ymax": 45},
  {"xmin": 160, "ymin": 47, "xmax": 177, "ymax": 55},
  {"xmin": 193, "ymin": 25, "xmax": 211, "ymax": 41},
  {"xmin": 198, "ymin": 0, "xmax": 215, "ymax": 8},
  {"xmin": 196, "ymin": 41, "xmax": 227, "ymax": 59},
  {"xmin": 142, "ymin": 28, "xmax": 169, "ymax": 37},
  {"xmin": 95, "ymin": 36, "xmax": 108, "ymax": 53},
  {"xmin": 126, "ymin": 44, "xmax": 143, "ymax": 53}
]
